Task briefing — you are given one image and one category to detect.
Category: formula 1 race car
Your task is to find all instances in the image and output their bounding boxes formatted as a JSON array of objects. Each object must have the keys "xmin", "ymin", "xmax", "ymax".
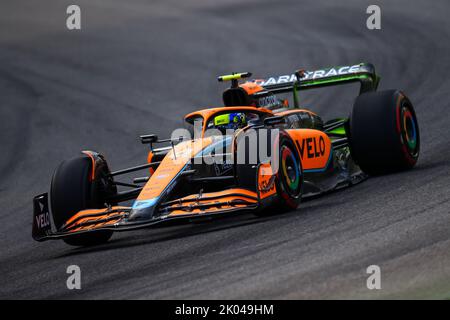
[{"xmin": 32, "ymin": 63, "xmax": 420, "ymax": 246}]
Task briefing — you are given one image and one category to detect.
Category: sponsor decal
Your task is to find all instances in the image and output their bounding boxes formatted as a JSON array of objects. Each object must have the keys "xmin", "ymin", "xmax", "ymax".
[
  {"xmin": 214, "ymin": 162, "xmax": 233, "ymax": 176},
  {"xmin": 35, "ymin": 212, "xmax": 50, "ymax": 229},
  {"xmin": 258, "ymin": 164, "xmax": 277, "ymax": 198},
  {"xmin": 257, "ymin": 94, "xmax": 279, "ymax": 108},
  {"xmin": 296, "ymin": 136, "xmax": 326, "ymax": 159},
  {"xmin": 252, "ymin": 64, "xmax": 363, "ymax": 86},
  {"xmin": 132, "ymin": 198, "xmax": 158, "ymax": 209},
  {"xmin": 259, "ymin": 175, "xmax": 276, "ymax": 194}
]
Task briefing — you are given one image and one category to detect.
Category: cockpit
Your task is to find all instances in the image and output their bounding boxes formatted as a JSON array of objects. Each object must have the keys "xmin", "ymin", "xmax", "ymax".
[{"xmin": 184, "ymin": 107, "xmax": 272, "ymax": 138}]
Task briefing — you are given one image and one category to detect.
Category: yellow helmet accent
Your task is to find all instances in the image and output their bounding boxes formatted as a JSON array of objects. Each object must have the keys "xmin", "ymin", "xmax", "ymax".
[{"xmin": 214, "ymin": 114, "xmax": 230, "ymax": 126}]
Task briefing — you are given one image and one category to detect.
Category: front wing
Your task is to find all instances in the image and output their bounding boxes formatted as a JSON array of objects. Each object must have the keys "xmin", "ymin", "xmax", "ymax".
[{"xmin": 32, "ymin": 185, "xmax": 274, "ymax": 242}]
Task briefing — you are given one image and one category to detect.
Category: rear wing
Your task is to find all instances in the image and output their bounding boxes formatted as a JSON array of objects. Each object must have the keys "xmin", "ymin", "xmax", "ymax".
[{"xmin": 252, "ymin": 63, "xmax": 380, "ymax": 95}]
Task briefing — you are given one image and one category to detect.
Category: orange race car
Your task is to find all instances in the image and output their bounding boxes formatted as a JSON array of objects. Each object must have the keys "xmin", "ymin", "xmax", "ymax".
[{"xmin": 32, "ymin": 63, "xmax": 420, "ymax": 246}]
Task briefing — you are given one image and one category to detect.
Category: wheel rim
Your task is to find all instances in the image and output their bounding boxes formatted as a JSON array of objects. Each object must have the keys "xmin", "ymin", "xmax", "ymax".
[
  {"xmin": 400, "ymin": 102, "xmax": 419, "ymax": 157},
  {"xmin": 281, "ymin": 146, "xmax": 301, "ymax": 197}
]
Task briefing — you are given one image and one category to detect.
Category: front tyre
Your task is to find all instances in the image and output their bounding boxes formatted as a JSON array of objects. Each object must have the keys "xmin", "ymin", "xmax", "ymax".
[
  {"xmin": 50, "ymin": 152, "xmax": 116, "ymax": 246},
  {"xmin": 275, "ymin": 134, "xmax": 304, "ymax": 210},
  {"xmin": 349, "ymin": 90, "xmax": 420, "ymax": 175}
]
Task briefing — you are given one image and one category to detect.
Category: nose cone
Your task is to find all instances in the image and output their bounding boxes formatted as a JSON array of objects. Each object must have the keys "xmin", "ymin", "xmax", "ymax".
[{"xmin": 128, "ymin": 198, "xmax": 158, "ymax": 221}]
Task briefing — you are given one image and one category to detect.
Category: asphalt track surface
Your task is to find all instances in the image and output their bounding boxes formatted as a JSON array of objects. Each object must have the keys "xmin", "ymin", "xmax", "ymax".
[{"xmin": 0, "ymin": 0, "xmax": 449, "ymax": 299}]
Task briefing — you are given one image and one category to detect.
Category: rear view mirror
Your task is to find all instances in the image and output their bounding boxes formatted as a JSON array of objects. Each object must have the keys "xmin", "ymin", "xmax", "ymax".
[{"xmin": 140, "ymin": 134, "xmax": 158, "ymax": 144}]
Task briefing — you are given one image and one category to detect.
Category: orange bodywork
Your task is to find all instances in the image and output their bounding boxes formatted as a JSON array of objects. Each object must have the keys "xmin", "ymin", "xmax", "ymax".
[
  {"xmin": 63, "ymin": 109, "xmax": 335, "ymax": 235},
  {"xmin": 147, "ymin": 151, "xmax": 155, "ymax": 175},
  {"xmin": 63, "ymin": 206, "xmax": 130, "ymax": 232},
  {"xmin": 286, "ymin": 129, "xmax": 332, "ymax": 171},
  {"xmin": 257, "ymin": 163, "xmax": 277, "ymax": 199},
  {"xmin": 138, "ymin": 138, "xmax": 213, "ymax": 201},
  {"xmin": 163, "ymin": 188, "xmax": 258, "ymax": 216},
  {"xmin": 239, "ymin": 82, "xmax": 265, "ymax": 95}
]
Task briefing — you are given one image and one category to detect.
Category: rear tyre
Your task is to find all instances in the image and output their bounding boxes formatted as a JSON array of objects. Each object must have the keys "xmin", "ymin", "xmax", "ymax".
[
  {"xmin": 349, "ymin": 90, "xmax": 420, "ymax": 175},
  {"xmin": 50, "ymin": 153, "xmax": 116, "ymax": 246}
]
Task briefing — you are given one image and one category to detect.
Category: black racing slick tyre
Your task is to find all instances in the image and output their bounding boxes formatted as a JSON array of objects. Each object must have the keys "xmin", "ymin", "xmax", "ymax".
[
  {"xmin": 50, "ymin": 152, "xmax": 116, "ymax": 246},
  {"xmin": 349, "ymin": 90, "xmax": 420, "ymax": 175}
]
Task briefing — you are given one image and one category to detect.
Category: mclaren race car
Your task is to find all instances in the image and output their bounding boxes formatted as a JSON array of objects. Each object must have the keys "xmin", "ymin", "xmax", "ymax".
[{"xmin": 32, "ymin": 63, "xmax": 420, "ymax": 246}]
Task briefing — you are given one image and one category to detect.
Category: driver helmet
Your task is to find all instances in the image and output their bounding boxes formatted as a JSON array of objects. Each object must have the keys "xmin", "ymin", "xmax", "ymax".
[{"xmin": 214, "ymin": 112, "xmax": 247, "ymax": 131}]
